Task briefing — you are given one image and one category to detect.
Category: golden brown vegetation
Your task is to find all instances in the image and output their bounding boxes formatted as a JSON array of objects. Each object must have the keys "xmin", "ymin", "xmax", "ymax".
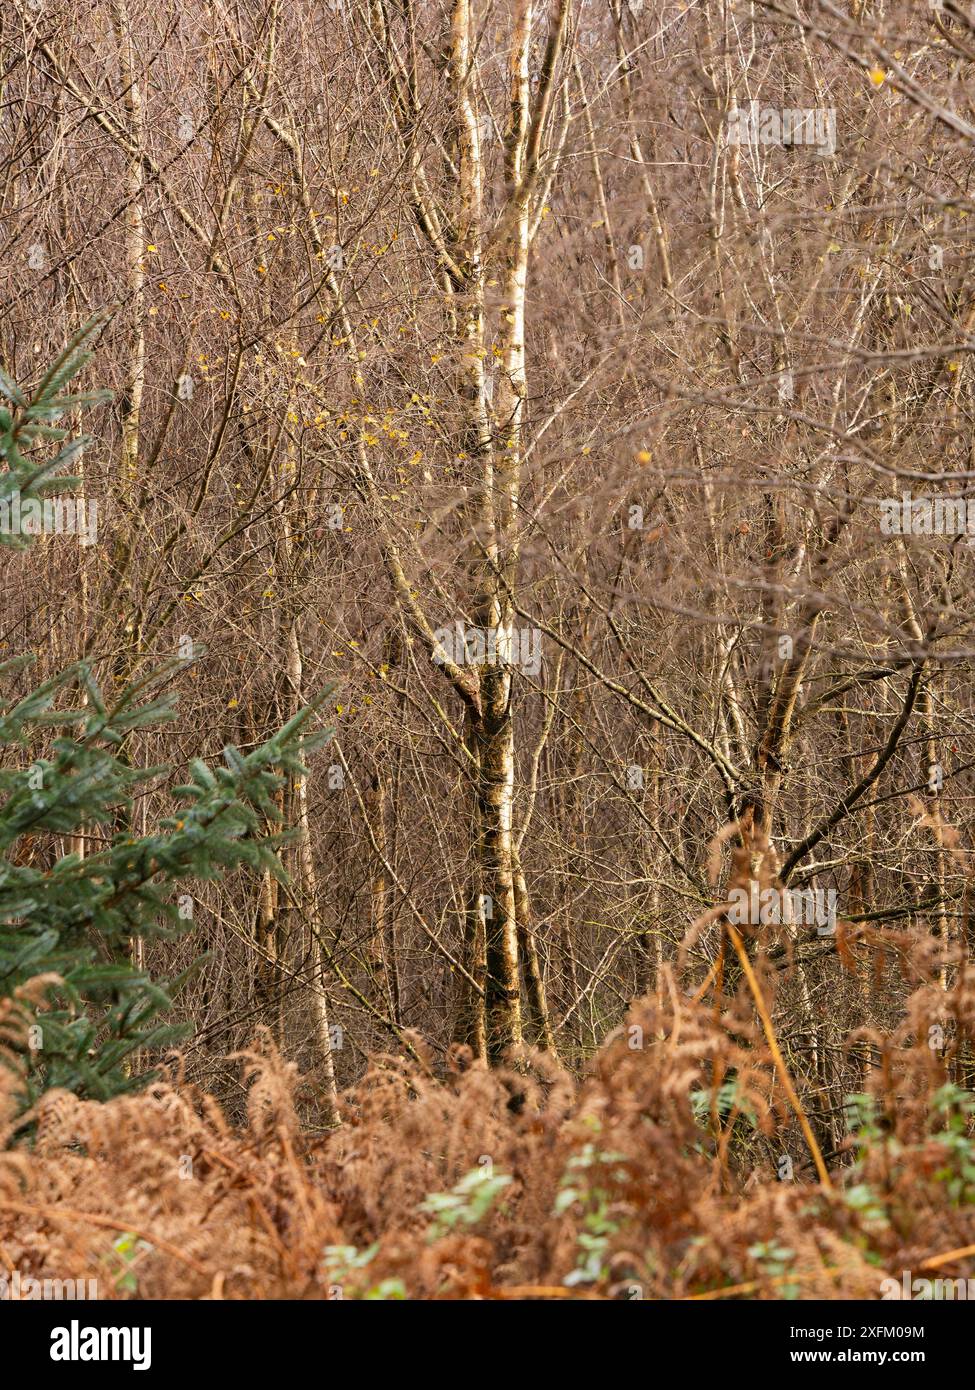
[{"xmin": 4, "ymin": 906, "xmax": 975, "ymax": 1300}]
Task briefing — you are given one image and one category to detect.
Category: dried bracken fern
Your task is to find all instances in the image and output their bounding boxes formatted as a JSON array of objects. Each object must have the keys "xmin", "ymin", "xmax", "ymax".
[{"xmin": 2, "ymin": 914, "xmax": 974, "ymax": 1300}]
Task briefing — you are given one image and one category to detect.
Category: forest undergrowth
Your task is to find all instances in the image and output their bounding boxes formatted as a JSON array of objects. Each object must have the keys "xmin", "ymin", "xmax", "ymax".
[{"xmin": 3, "ymin": 916, "xmax": 974, "ymax": 1301}]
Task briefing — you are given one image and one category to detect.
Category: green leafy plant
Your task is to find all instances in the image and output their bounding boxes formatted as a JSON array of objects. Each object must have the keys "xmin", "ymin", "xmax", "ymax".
[
  {"xmin": 556, "ymin": 1136, "xmax": 633, "ymax": 1288},
  {"xmin": 105, "ymin": 1232, "xmax": 153, "ymax": 1295},
  {"xmin": 321, "ymin": 1244, "xmax": 406, "ymax": 1300},
  {"xmin": 747, "ymin": 1240, "xmax": 799, "ymax": 1299},
  {"xmin": 929, "ymin": 1083, "xmax": 975, "ymax": 1205},
  {"xmin": 419, "ymin": 1165, "xmax": 513, "ymax": 1239},
  {"xmin": 690, "ymin": 1078, "xmax": 760, "ymax": 1131}
]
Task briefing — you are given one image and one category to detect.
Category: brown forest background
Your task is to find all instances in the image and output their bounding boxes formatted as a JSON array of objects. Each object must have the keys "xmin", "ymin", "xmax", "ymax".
[{"xmin": 4, "ymin": 0, "xmax": 975, "ymax": 1299}]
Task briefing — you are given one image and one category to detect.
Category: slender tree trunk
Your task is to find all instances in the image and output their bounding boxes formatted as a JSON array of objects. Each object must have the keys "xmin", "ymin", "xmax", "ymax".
[{"xmin": 513, "ymin": 847, "xmax": 555, "ymax": 1050}]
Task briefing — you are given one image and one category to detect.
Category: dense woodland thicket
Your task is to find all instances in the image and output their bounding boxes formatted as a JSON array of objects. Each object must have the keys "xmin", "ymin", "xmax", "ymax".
[{"xmin": 4, "ymin": 0, "xmax": 975, "ymax": 1302}]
